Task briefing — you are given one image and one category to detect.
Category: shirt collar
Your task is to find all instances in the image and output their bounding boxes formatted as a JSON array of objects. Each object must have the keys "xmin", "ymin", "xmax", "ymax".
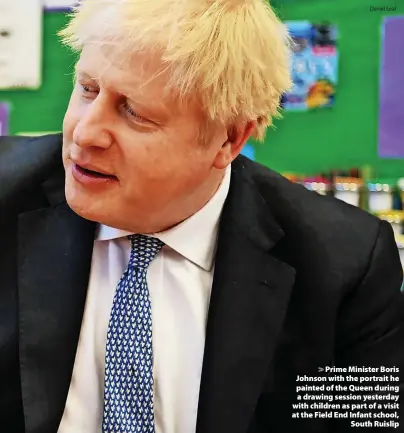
[{"xmin": 96, "ymin": 165, "xmax": 231, "ymax": 271}]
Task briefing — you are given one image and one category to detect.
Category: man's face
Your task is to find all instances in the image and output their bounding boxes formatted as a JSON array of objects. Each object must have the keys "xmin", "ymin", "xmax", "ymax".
[{"xmin": 63, "ymin": 44, "xmax": 228, "ymax": 233}]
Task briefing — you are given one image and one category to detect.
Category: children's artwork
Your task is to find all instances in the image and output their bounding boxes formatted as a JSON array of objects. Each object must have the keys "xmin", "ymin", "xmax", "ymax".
[
  {"xmin": 378, "ymin": 16, "xmax": 404, "ymax": 158},
  {"xmin": 0, "ymin": 103, "xmax": 9, "ymax": 135},
  {"xmin": 281, "ymin": 21, "xmax": 338, "ymax": 111}
]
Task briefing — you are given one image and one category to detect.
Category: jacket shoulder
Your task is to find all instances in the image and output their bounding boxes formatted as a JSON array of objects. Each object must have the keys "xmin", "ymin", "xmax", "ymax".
[
  {"xmin": 0, "ymin": 134, "xmax": 63, "ymax": 209},
  {"xmin": 238, "ymin": 156, "xmax": 382, "ymax": 262}
]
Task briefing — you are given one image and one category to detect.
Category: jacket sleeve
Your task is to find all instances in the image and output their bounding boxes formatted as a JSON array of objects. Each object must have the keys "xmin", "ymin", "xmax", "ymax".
[{"xmin": 331, "ymin": 220, "xmax": 404, "ymax": 432}]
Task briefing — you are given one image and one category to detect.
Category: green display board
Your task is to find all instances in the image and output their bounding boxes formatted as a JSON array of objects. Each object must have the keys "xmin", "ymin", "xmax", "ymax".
[
  {"xmin": 0, "ymin": 2, "xmax": 403, "ymax": 178},
  {"xmin": 264, "ymin": 0, "xmax": 404, "ymax": 178}
]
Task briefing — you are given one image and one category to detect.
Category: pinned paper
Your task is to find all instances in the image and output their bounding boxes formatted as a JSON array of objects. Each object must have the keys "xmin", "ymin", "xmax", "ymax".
[
  {"xmin": 281, "ymin": 21, "xmax": 338, "ymax": 111},
  {"xmin": 44, "ymin": 0, "xmax": 77, "ymax": 11},
  {"xmin": 0, "ymin": 0, "xmax": 42, "ymax": 89}
]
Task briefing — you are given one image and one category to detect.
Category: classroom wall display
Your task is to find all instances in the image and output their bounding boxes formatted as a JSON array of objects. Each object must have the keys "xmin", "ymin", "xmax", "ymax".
[
  {"xmin": 1, "ymin": 2, "xmax": 403, "ymax": 178},
  {"xmin": 378, "ymin": 16, "xmax": 404, "ymax": 159},
  {"xmin": 0, "ymin": 103, "xmax": 9, "ymax": 135},
  {"xmin": 281, "ymin": 21, "xmax": 338, "ymax": 111}
]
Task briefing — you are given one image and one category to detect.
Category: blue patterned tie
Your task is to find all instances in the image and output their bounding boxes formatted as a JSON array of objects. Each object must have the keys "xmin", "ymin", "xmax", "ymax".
[{"xmin": 102, "ymin": 234, "xmax": 164, "ymax": 433}]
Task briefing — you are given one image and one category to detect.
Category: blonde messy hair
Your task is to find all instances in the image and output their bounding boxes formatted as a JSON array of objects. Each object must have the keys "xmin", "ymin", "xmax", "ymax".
[{"xmin": 59, "ymin": 0, "xmax": 292, "ymax": 140}]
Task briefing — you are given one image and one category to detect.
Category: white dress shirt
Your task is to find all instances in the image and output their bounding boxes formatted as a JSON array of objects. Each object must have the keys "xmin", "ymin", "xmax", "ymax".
[{"xmin": 57, "ymin": 165, "xmax": 231, "ymax": 433}]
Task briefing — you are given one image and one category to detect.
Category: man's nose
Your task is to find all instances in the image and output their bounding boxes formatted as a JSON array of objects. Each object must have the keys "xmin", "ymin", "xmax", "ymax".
[{"xmin": 73, "ymin": 95, "xmax": 113, "ymax": 149}]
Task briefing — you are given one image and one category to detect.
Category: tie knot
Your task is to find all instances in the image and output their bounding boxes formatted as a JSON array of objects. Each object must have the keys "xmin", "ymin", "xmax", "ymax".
[{"xmin": 128, "ymin": 234, "xmax": 164, "ymax": 270}]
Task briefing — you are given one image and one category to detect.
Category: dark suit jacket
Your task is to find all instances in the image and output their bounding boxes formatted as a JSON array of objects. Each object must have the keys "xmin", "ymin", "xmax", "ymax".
[{"xmin": 1, "ymin": 134, "xmax": 404, "ymax": 433}]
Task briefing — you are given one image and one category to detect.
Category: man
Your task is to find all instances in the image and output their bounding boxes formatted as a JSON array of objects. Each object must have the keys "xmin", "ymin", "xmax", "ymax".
[{"xmin": 1, "ymin": 0, "xmax": 403, "ymax": 432}]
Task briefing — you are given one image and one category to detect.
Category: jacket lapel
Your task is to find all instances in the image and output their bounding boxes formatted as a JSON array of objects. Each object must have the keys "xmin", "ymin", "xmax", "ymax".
[
  {"xmin": 18, "ymin": 171, "xmax": 96, "ymax": 433},
  {"xmin": 196, "ymin": 159, "xmax": 296, "ymax": 433}
]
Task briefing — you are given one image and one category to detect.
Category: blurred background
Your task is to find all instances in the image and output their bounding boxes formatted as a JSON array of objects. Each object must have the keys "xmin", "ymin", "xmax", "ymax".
[{"xmin": 0, "ymin": 0, "xmax": 403, "ymax": 266}]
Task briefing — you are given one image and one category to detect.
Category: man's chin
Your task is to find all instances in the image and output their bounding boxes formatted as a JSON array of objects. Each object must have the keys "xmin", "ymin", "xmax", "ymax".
[
  {"xmin": 65, "ymin": 191, "xmax": 126, "ymax": 229},
  {"xmin": 64, "ymin": 181, "xmax": 156, "ymax": 232},
  {"xmin": 66, "ymin": 197, "xmax": 97, "ymax": 222},
  {"xmin": 65, "ymin": 186, "xmax": 100, "ymax": 221}
]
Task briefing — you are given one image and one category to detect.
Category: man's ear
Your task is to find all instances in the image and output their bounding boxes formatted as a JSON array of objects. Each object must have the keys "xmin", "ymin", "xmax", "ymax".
[{"xmin": 213, "ymin": 120, "xmax": 256, "ymax": 169}]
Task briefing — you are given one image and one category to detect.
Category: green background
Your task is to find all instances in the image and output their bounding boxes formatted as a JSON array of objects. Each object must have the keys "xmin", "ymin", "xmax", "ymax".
[
  {"xmin": 266, "ymin": 0, "xmax": 404, "ymax": 177},
  {"xmin": 0, "ymin": 1, "xmax": 403, "ymax": 178}
]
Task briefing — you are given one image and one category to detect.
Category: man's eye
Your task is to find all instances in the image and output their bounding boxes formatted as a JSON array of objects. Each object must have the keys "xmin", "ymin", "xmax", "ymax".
[
  {"xmin": 122, "ymin": 102, "xmax": 147, "ymax": 124},
  {"xmin": 80, "ymin": 84, "xmax": 98, "ymax": 95},
  {"xmin": 123, "ymin": 102, "xmax": 138, "ymax": 118}
]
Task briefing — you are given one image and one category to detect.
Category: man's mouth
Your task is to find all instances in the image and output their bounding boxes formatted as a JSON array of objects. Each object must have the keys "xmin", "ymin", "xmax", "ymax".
[
  {"xmin": 72, "ymin": 163, "xmax": 118, "ymax": 184},
  {"xmin": 76, "ymin": 164, "xmax": 116, "ymax": 179}
]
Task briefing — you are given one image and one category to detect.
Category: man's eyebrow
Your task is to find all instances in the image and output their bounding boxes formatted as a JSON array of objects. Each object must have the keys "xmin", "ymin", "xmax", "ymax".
[{"xmin": 75, "ymin": 67, "xmax": 98, "ymax": 82}]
